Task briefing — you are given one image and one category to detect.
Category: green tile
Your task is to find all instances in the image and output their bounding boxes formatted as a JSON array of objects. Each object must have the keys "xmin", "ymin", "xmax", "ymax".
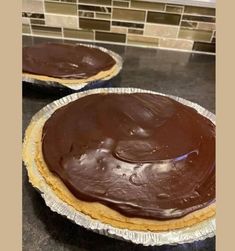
[
  {"xmin": 96, "ymin": 13, "xmax": 111, "ymax": 19},
  {"xmin": 78, "ymin": 5, "xmax": 111, "ymax": 13},
  {"xmin": 179, "ymin": 28, "xmax": 213, "ymax": 42},
  {"xmin": 131, "ymin": 1, "xmax": 165, "ymax": 11},
  {"xmin": 79, "ymin": 18, "xmax": 110, "ymax": 31},
  {"xmin": 31, "ymin": 25, "xmax": 62, "ymax": 37},
  {"xmin": 147, "ymin": 11, "xmax": 181, "ymax": 25},
  {"xmin": 79, "ymin": 0, "xmax": 111, "ymax": 5},
  {"xmin": 64, "ymin": 28, "xmax": 94, "ymax": 40},
  {"xmin": 95, "ymin": 31, "xmax": 126, "ymax": 43},
  {"xmin": 184, "ymin": 6, "xmax": 215, "ymax": 16},
  {"xmin": 45, "ymin": 1, "xmax": 77, "ymax": 15},
  {"xmin": 193, "ymin": 42, "xmax": 215, "ymax": 53},
  {"xmin": 113, "ymin": 1, "xmax": 129, "ymax": 7},
  {"xmin": 128, "ymin": 28, "xmax": 143, "ymax": 35},
  {"xmin": 61, "ymin": 0, "xmax": 77, "ymax": 2},
  {"xmin": 166, "ymin": 5, "xmax": 183, "ymax": 14},
  {"xmin": 22, "ymin": 24, "xmax": 31, "ymax": 34},
  {"xmin": 113, "ymin": 8, "xmax": 145, "ymax": 22},
  {"xmin": 183, "ymin": 15, "xmax": 215, "ymax": 23},
  {"xmin": 30, "ymin": 19, "xmax": 45, "ymax": 25},
  {"xmin": 127, "ymin": 34, "xmax": 159, "ymax": 47},
  {"xmin": 181, "ymin": 21, "xmax": 198, "ymax": 28}
]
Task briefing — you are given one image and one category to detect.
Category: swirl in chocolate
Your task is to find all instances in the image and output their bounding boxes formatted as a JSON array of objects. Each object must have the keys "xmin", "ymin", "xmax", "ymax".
[
  {"xmin": 23, "ymin": 43, "xmax": 116, "ymax": 79},
  {"xmin": 42, "ymin": 93, "xmax": 215, "ymax": 220}
]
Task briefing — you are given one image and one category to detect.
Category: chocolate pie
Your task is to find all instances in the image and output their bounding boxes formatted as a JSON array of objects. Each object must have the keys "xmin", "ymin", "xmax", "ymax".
[
  {"xmin": 26, "ymin": 92, "xmax": 215, "ymax": 231},
  {"xmin": 22, "ymin": 43, "xmax": 118, "ymax": 87}
]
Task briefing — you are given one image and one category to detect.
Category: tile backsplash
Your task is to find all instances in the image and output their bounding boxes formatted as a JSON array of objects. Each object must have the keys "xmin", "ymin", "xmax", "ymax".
[{"xmin": 22, "ymin": 0, "xmax": 216, "ymax": 54}]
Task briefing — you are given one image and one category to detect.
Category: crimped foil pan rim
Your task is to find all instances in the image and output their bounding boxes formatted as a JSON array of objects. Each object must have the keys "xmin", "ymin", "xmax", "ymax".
[
  {"xmin": 23, "ymin": 87, "xmax": 215, "ymax": 246},
  {"xmin": 22, "ymin": 43, "xmax": 123, "ymax": 91}
]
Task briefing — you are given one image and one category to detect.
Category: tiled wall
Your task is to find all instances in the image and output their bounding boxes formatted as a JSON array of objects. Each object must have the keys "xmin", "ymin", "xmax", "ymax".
[{"xmin": 22, "ymin": 0, "xmax": 216, "ymax": 54}]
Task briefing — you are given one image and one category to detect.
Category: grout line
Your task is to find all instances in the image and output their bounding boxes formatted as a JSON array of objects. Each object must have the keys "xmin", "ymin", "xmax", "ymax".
[{"xmin": 22, "ymin": 33, "xmax": 215, "ymax": 55}]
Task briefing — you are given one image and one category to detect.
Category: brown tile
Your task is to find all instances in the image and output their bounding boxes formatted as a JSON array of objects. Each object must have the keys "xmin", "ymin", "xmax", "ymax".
[
  {"xmin": 22, "ymin": 13, "xmax": 44, "ymax": 19},
  {"xmin": 131, "ymin": 1, "xmax": 165, "ymax": 11},
  {"xmin": 165, "ymin": 4, "xmax": 184, "ymax": 14},
  {"xmin": 127, "ymin": 34, "xmax": 159, "ymax": 47},
  {"xmin": 61, "ymin": 0, "xmax": 76, "ymax": 2},
  {"xmin": 112, "ymin": 21, "xmax": 144, "ymax": 29},
  {"xmin": 144, "ymin": 23, "xmax": 178, "ymax": 38},
  {"xmin": 181, "ymin": 21, "xmax": 198, "ymax": 28},
  {"xmin": 113, "ymin": 8, "xmax": 145, "ymax": 22},
  {"xmin": 212, "ymin": 37, "xmax": 215, "ymax": 43},
  {"xmin": 64, "ymin": 28, "xmax": 94, "ymax": 40},
  {"xmin": 113, "ymin": 1, "xmax": 129, "ymax": 7},
  {"xmin": 159, "ymin": 38, "xmax": 193, "ymax": 50},
  {"xmin": 128, "ymin": 28, "xmax": 143, "ymax": 35},
  {"xmin": 184, "ymin": 6, "xmax": 215, "ymax": 16},
  {"xmin": 79, "ymin": 0, "xmax": 111, "ymax": 5},
  {"xmin": 79, "ymin": 11, "xmax": 95, "ymax": 18},
  {"xmin": 95, "ymin": 31, "xmax": 126, "ymax": 43},
  {"xmin": 45, "ymin": 14, "xmax": 78, "ymax": 28},
  {"xmin": 79, "ymin": 18, "xmax": 110, "ymax": 31},
  {"xmin": 182, "ymin": 15, "xmax": 215, "ymax": 23},
  {"xmin": 45, "ymin": 1, "xmax": 77, "ymax": 15},
  {"xmin": 147, "ymin": 12, "xmax": 181, "ymax": 26},
  {"xmin": 22, "ymin": 24, "xmax": 31, "ymax": 34},
  {"xmin": 197, "ymin": 22, "xmax": 216, "ymax": 31},
  {"xmin": 78, "ymin": 5, "xmax": 111, "ymax": 13},
  {"xmin": 30, "ymin": 19, "xmax": 45, "ymax": 25},
  {"xmin": 179, "ymin": 28, "xmax": 213, "ymax": 42},
  {"xmin": 22, "ymin": 0, "xmax": 44, "ymax": 13},
  {"xmin": 31, "ymin": 25, "xmax": 62, "ymax": 37},
  {"xmin": 193, "ymin": 42, "xmax": 215, "ymax": 53},
  {"xmin": 96, "ymin": 13, "xmax": 111, "ymax": 19}
]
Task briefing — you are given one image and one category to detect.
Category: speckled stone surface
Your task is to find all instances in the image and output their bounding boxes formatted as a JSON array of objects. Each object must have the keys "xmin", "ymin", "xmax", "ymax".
[{"xmin": 22, "ymin": 36, "xmax": 215, "ymax": 251}]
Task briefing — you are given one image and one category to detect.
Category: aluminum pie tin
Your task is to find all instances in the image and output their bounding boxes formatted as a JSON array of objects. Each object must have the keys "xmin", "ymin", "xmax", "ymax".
[
  {"xmin": 23, "ymin": 87, "xmax": 216, "ymax": 246},
  {"xmin": 22, "ymin": 44, "xmax": 123, "ymax": 91}
]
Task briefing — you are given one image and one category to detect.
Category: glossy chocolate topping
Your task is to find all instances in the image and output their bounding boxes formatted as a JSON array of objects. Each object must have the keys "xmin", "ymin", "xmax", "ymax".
[
  {"xmin": 42, "ymin": 93, "xmax": 215, "ymax": 220},
  {"xmin": 23, "ymin": 43, "xmax": 116, "ymax": 79}
]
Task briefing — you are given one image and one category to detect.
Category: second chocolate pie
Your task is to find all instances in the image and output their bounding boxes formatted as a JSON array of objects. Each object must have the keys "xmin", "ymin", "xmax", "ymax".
[{"xmin": 23, "ymin": 43, "xmax": 118, "ymax": 86}]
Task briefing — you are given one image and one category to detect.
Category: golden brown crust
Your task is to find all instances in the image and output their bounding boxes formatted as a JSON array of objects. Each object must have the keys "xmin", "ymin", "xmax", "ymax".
[
  {"xmin": 22, "ymin": 63, "xmax": 118, "ymax": 88},
  {"xmin": 23, "ymin": 115, "xmax": 216, "ymax": 232}
]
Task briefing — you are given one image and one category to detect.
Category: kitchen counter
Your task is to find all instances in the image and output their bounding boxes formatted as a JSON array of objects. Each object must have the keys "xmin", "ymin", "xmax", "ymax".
[{"xmin": 23, "ymin": 35, "xmax": 215, "ymax": 251}]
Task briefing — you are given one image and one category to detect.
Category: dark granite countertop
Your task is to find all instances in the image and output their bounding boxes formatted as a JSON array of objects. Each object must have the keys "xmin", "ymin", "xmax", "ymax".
[{"xmin": 22, "ymin": 35, "xmax": 215, "ymax": 251}]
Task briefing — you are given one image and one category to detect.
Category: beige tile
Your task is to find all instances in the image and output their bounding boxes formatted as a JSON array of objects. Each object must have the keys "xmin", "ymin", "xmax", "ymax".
[
  {"xmin": 113, "ymin": 8, "xmax": 146, "ymax": 22},
  {"xmin": 159, "ymin": 38, "xmax": 193, "ymax": 50},
  {"xmin": 45, "ymin": 1, "xmax": 77, "ymax": 15},
  {"xmin": 31, "ymin": 25, "xmax": 62, "ymax": 37},
  {"xmin": 111, "ymin": 26, "xmax": 127, "ymax": 34},
  {"xmin": 22, "ymin": 0, "xmax": 44, "ymax": 13},
  {"xmin": 64, "ymin": 28, "xmax": 94, "ymax": 40},
  {"xmin": 179, "ymin": 28, "xmax": 213, "ymax": 42},
  {"xmin": 22, "ymin": 24, "xmax": 31, "ymax": 34},
  {"xmin": 127, "ymin": 34, "xmax": 159, "ymax": 46},
  {"xmin": 144, "ymin": 23, "xmax": 178, "ymax": 38},
  {"xmin": 197, "ymin": 22, "xmax": 216, "ymax": 31},
  {"xmin": 45, "ymin": 14, "xmax": 78, "ymax": 29},
  {"xmin": 128, "ymin": 28, "xmax": 143, "ymax": 35},
  {"xmin": 166, "ymin": 5, "xmax": 184, "ymax": 14},
  {"xmin": 22, "ymin": 17, "xmax": 30, "ymax": 25}
]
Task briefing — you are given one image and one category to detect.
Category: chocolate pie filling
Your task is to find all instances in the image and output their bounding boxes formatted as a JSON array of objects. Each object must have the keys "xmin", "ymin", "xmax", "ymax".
[
  {"xmin": 23, "ymin": 43, "xmax": 116, "ymax": 79},
  {"xmin": 42, "ymin": 93, "xmax": 215, "ymax": 220}
]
